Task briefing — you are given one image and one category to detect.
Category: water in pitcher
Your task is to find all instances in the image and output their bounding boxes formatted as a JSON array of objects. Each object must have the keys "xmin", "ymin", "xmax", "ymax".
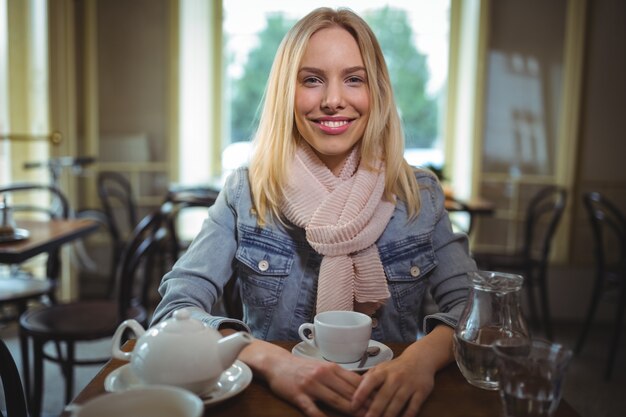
[{"xmin": 453, "ymin": 326, "xmax": 525, "ymax": 390}]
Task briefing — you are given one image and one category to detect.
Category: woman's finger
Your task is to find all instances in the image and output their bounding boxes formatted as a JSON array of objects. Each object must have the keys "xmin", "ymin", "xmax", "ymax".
[
  {"xmin": 351, "ymin": 369, "xmax": 385, "ymax": 410},
  {"xmin": 401, "ymin": 393, "xmax": 426, "ymax": 417},
  {"xmin": 311, "ymin": 366, "xmax": 364, "ymax": 412},
  {"xmin": 361, "ymin": 373, "xmax": 404, "ymax": 417},
  {"xmin": 293, "ymin": 392, "xmax": 328, "ymax": 417}
]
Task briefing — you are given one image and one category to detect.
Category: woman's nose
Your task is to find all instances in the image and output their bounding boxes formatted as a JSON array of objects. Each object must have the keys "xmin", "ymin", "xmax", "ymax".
[{"xmin": 321, "ymin": 81, "xmax": 344, "ymax": 111}]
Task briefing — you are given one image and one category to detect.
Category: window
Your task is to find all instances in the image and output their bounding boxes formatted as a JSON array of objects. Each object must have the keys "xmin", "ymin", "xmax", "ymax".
[
  {"xmin": 0, "ymin": 0, "xmax": 49, "ymax": 185},
  {"xmin": 222, "ymin": 0, "xmax": 450, "ymax": 176}
]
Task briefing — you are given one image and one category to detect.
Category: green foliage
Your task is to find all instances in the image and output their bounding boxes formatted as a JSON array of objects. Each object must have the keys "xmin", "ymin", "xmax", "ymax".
[
  {"xmin": 230, "ymin": 13, "xmax": 295, "ymax": 142},
  {"xmin": 364, "ymin": 7, "xmax": 438, "ymax": 148},
  {"xmin": 229, "ymin": 7, "xmax": 439, "ymax": 148}
]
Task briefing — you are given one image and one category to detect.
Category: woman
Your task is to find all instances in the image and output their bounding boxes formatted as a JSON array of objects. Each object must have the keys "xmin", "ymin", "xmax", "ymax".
[{"xmin": 153, "ymin": 7, "xmax": 475, "ymax": 417}]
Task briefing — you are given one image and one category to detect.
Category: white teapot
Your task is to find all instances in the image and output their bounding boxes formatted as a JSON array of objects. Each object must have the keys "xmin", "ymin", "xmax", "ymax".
[{"xmin": 111, "ymin": 308, "xmax": 253, "ymax": 395}]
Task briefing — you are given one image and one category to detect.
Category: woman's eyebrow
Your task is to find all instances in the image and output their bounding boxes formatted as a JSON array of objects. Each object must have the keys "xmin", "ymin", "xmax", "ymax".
[
  {"xmin": 343, "ymin": 66, "xmax": 366, "ymax": 75},
  {"xmin": 298, "ymin": 66, "xmax": 324, "ymax": 75},
  {"xmin": 298, "ymin": 66, "xmax": 366, "ymax": 75}
]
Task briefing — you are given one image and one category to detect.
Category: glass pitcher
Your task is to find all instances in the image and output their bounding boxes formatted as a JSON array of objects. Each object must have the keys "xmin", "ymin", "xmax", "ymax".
[{"xmin": 453, "ymin": 270, "xmax": 529, "ymax": 390}]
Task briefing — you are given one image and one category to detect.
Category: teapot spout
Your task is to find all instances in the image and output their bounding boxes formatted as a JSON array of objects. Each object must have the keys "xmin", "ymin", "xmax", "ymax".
[{"xmin": 217, "ymin": 331, "xmax": 253, "ymax": 370}]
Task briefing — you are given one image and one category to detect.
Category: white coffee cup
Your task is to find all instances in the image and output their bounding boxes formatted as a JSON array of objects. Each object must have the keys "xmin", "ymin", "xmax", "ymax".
[
  {"xmin": 66, "ymin": 386, "xmax": 203, "ymax": 417},
  {"xmin": 298, "ymin": 310, "xmax": 372, "ymax": 363}
]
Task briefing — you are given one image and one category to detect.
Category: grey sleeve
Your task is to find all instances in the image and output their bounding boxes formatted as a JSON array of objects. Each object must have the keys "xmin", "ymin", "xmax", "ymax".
[{"xmin": 421, "ymin": 177, "xmax": 475, "ymax": 334}]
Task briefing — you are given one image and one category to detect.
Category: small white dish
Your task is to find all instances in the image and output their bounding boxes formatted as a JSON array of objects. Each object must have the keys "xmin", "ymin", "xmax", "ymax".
[
  {"xmin": 291, "ymin": 339, "xmax": 393, "ymax": 372},
  {"xmin": 65, "ymin": 385, "xmax": 203, "ymax": 417},
  {"xmin": 105, "ymin": 360, "xmax": 253, "ymax": 406},
  {"xmin": 0, "ymin": 228, "xmax": 30, "ymax": 243}
]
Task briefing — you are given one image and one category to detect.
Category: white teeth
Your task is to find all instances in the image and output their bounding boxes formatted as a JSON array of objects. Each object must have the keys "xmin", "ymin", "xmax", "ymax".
[{"xmin": 320, "ymin": 120, "xmax": 348, "ymax": 128}]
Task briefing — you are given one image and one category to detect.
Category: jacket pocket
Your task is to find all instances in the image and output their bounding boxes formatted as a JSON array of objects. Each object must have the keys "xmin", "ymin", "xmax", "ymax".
[
  {"xmin": 379, "ymin": 234, "xmax": 437, "ymax": 312},
  {"xmin": 235, "ymin": 225, "xmax": 294, "ymax": 307}
]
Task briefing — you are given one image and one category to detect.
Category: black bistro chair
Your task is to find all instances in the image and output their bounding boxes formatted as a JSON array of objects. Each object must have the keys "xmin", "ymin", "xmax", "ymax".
[
  {"xmin": 163, "ymin": 188, "xmax": 218, "ymax": 256},
  {"xmin": 0, "ymin": 338, "xmax": 28, "ymax": 417},
  {"xmin": 474, "ymin": 186, "xmax": 567, "ymax": 340},
  {"xmin": 97, "ymin": 171, "xmax": 138, "ymax": 298},
  {"xmin": 574, "ymin": 192, "xmax": 626, "ymax": 380},
  {"xmin": 18, "ymin": 205, "xmax": 171, "ymax": 417},
  {"xmin": 0, "ymin": 184, "xmax": 70, "ymax": 324},
  {"xmin": 162, "ymin": 190, "xmax": 242, "ymax": 320}
]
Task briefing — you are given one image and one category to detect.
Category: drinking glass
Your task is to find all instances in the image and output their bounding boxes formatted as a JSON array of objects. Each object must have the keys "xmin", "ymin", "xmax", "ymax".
[{"xmin": 493, "ymin": 338, "xmax": 573, "ymax": 417}]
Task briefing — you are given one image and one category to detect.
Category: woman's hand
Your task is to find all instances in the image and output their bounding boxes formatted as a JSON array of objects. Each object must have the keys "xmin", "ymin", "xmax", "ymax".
[
  {"xmin": 268, "ymin": 354, "xmax": 367, "ymax": 417},
  {"xmin": 233, "ymin": 335, "xmax": 365, "ymax": 417},
  {"xmin": 351, "ymin": 325, "xmax": 455, "ymax": 417},
  {"xmin": 351, "ymin": 352, "xmax": 435, "ymax": 417}
]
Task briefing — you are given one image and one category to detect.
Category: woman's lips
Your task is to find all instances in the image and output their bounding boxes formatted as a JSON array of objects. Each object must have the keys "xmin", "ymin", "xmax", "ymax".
[{"xmin": 316, "ymin": 119, "xmax": 352, "ymax": 135}]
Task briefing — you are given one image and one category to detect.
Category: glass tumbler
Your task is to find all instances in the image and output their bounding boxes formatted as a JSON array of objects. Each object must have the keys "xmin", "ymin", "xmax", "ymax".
[{"xmin": 493, "ymin": 338, "xmax": 573, "ymax": 417}]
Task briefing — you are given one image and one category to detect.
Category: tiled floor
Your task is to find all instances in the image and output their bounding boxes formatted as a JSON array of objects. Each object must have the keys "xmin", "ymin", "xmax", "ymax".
[
  {"xmin": 552, "ymin": 322, "xmax": 626, "ymax": 417},
  {"xmin": 0, "ymin": 322, "xmax": 111, "ymax": 417},
  {"xmin": 1, "ymin": 321, "xmax": 625, "ymax": 417}
]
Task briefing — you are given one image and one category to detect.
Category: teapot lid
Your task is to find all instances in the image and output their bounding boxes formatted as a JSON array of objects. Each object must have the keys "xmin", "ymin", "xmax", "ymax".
[{"xmin": 159, "ymin": 308, "xmax": 205, "ymax": 334}]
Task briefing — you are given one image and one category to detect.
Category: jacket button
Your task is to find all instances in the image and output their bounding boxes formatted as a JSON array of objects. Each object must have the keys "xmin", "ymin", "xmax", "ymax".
[
  {"xmin": 410, "ymin": 266, "xmax": 420, "ymax": 277},
  {"xmin": 258, "ymin": 260, "xmax": 269, "ymax": 272},
  {"xmin": 371, "ymin": 318, "xmax": 379, "ymax": 328}
]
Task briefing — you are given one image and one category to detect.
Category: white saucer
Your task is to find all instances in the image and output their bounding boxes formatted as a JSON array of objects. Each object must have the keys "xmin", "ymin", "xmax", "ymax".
[
  {"xmin": 104, "ymin": 360, "xmax": 253, "ymax": 406},
  {"xmin": 0, "ymin": 228, "xmax": 30, "ymax": 243},
  {"xmin": 291, "ymin": 340, "xmax": 393, "ymax": 372}
]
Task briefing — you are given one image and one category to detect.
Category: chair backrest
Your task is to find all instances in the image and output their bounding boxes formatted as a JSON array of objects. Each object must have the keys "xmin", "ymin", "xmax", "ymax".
[
  {"xmin": 0, "ymin": 182, "xmax": 70, "ymax": 220},
  {"xmin": 521, "ymin": 186, "xmax": 567, "ymax": 265},
  {"xmin": 163, "ymin": 193, "xmax": 243, "ymax": 320},
  {"xmin": 165, "ymin": 185, "xmax": 220, "ymax": 206},
  {"xmin": 114, "ymin": 193, "xmax": 218, "ymax": 320},
  {"xmin": 0, "ymin": 183, "xmax": 70, "ymax": 279},
  {"xmin": 97, "ymin": 171, "xmax": 138, "ymax": 248},
  {"xmin": 0, "ymin": 338, "xmax": 28, "ymax": 417},
  {"xmin": 163, "ymin": 190, "xmax": 219, "ymax": 260},
  {"xmin": 114, "ymin": 205, "xmax": 170, "ymax": 324},
  {"xmin": 583, "ymin": 192, "xmax": 626, "ymax": 273}
]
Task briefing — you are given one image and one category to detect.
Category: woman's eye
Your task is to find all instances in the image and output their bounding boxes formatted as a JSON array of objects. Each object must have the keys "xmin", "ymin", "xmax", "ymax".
[
  {"xmin": 302, "ymin": 76, "xmax": 322, "ymax": 85},
  {"xmin": 346, "ymin": 76, "xmax": 365, "ymax": 85}
]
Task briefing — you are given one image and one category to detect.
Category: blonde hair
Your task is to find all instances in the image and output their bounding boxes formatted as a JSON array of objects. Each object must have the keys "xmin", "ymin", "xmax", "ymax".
[{"xmin": 249, "ymin": 7, "xmax": 421, "ymax": 224}]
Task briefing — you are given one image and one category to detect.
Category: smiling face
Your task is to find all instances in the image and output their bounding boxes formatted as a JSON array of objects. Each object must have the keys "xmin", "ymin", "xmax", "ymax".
[{"xmin": 294, "ymin": 26, "xmax": 370, "ymax": 174}]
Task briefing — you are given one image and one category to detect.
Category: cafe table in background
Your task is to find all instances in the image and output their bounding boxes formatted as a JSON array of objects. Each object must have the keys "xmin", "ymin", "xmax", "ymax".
[
  {"xmin": 61, "ymin": 340, "xmax": 582, "ymax": 417},
  {"xmin": 0, "ymin": 218, "xmax": 99, "ymax": 300}
]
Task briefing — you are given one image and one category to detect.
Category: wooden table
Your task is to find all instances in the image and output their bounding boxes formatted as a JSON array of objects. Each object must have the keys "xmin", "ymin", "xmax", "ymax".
[
  {"xmin": 444, "ymin": 196, "xmax": 495, "ymax": 235},
  {"xmin": 0, "ymin": 219, "xmax": 99, "ymax": 264},
  {"xmin": 445, "ymin": 196, "xmax": 495, "ymax": 215},
  {"xmin": 62, "ymin": 341, "xmax": 581, "ymax": 417},
  {"xmin": 0, "ymin": 218, "xmax": 100, "ymax": 300}
]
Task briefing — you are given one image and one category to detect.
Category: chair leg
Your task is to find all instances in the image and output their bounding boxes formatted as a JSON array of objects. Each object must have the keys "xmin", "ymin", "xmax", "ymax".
[
  {"xmin": 31, "ymin": 338, "xmax": 45, "ymax": 417},
  {"xmin": 19, "ymin": 328, "xmax": 31, "ymax": 407},
  {"xmin": 537, "ymin": 266, "xmax": 553, "ymax": 340},
  {"xmin": 604, "ymin": 278, "xmax": 626, "ymax": 380},
  {"xmin": 524, "ymin": 275, "xmax": 539, "ymax": 332},
  {"xmin": 107, "ymin": 247, "xmax": 122, "ymax": 299},
  {"xmin": 64, "ymin": 341, "xmax": 76, "ymax": 404},
  {"xmin": 574, "ymin": 268, "xmax": 605, "ymax": 354}
]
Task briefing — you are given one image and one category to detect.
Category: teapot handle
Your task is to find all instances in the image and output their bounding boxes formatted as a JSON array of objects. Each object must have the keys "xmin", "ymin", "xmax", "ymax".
[{"xmin": 111, "ymin": 319, "xmax": 146, "ymax": 361}]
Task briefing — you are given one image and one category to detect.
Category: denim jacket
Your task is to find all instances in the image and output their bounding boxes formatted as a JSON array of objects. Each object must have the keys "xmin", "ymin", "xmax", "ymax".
[{"xmin": 152, "ymin": 167, "xmax": 475, "ymax": 342}]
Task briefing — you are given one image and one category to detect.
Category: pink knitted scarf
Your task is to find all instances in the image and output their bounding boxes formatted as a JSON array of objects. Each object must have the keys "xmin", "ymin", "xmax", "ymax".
[{"xmin": 281, "ymin": 142, "xmax": 395, "ymax": 314}]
